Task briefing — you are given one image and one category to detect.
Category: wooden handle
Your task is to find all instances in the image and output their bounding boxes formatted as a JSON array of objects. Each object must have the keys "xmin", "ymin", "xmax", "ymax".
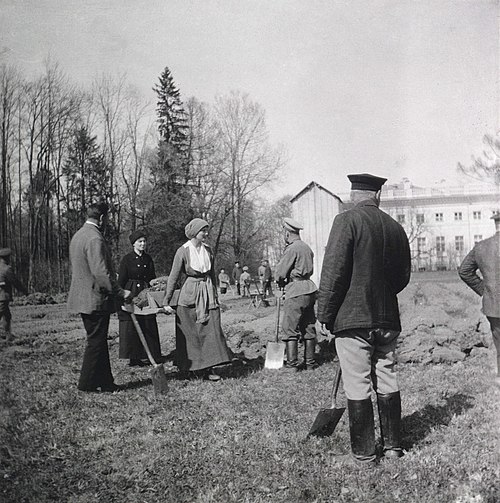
[
  {"xmin": 130, "ymin": 312, "xmax": 158, "ymax": 366},
  {"xmin": 330, "ymin": 364, "xmax": 342, "ymax": 408},
  {"xmin": 274, "ymin": 295, "xmax": 281, "ymax": 343}
]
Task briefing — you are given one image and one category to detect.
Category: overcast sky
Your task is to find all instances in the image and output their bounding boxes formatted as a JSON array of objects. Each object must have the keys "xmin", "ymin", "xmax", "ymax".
[{"xmin": 1, "ymin": 0, "xmax": 498, "ymax": 197}]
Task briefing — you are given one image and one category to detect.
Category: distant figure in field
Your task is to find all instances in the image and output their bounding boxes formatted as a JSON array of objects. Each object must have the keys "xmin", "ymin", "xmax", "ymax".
[
  {"xmin": 232, "ymin": 261, "xmax": 243, "ymax": 296},
  {"xmin": 258, "ymin": 259, "xmax": 273, "ymax": 298},
  {"xmin": 117, "ymin": 229, "xmax": 162, "ymax": 367},
  {"xmin": 218, "ymin": 268, "xmax": 230, "ymax": 294},
  {"xmin": 239, "ymin": 266, "xmax": 251, "ymax": 297},
  {"xmin": 317, "ymin": 173, "xmax": 411, "ymax": 464},
  {"xmin": 0, "ymin": 248, "xmax": 28, "ymax": 341},
  {"xmin": 459, "ymin": 211, "xmax": 500, "ymax": 389},
  {"xmin": 67, "ymin": 202, "xmax": 131, "ymax": 393}
]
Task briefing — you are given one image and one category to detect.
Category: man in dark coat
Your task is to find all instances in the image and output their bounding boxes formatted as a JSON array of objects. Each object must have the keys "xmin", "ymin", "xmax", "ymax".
[
  {"xmin": 0, "ymin": 248, "xmax": 28, "ymax": 341},
  {"xmin": 459, "ymin": 212, "xmax": 500, "ymax": 389},
  {"xmin": 67, "ymin": 202, "xmax": 131, "ymax": 392},
  {"xmin": 275, "ymin": 218, "xmax": 318, "ymax": 370},
  {"xmin": 317, "ymin": 173, "xmax": 411, "ymax": 463},
  {"xmin": 232, "ymin": 261, "xmax": 243, "ymax": 296}
]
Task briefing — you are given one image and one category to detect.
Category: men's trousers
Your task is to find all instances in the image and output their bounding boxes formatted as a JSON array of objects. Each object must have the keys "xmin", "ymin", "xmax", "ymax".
[
  {"xmin": 282, "ymin": 293, "xmax": 316, "ymax": 341},
  {"xmin": 335, "ymin": 328, "xmax": 400, "ymax": 400},
  {"xmin": 78, "ymin": 311, "xmax": 114, "ymax": 391},
  {"xmin": 486, "ymin": 317, "xmax": 500, "ymax": 375},
  {"xmin": 0, "ymin": 301, "xmax": 12, "ymax": 336}
]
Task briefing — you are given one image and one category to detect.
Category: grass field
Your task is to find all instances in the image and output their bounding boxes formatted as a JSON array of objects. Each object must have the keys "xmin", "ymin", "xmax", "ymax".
[{"xmin": 1, "ymin": 273, "xmax": 499, "ymax": 503}]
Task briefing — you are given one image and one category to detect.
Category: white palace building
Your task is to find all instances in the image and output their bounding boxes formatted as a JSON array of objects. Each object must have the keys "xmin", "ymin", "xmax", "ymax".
[{"xmin": 290, "ymin": 179, "xmax": 500, "ymax": 280}]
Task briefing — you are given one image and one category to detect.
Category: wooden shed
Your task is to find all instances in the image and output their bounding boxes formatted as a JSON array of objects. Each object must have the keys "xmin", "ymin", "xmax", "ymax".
[{"xmin": 290, "ymin": 181, "xmax": 343, "ymax": 286}]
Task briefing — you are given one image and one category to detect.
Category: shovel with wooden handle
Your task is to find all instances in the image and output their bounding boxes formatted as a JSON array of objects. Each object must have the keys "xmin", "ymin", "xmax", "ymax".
[
  {"xmin": 129, "ymin": 311, "xmax": 169, "ymax": 396},
  {"xmin": 307, "ymin": 364, "xmax": 345, "ymax": 437},
  {"xmin": 264, "ymin": 292, "xmax": 285, "ymax": 369}
]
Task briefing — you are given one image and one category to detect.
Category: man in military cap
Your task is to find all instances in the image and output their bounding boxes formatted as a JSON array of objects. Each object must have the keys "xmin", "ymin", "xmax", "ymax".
[
  {"xmin": 317, "ymin": 173, "xmax": 411, "ymax": 464},
  {"xmin": 275, "ymin": 217, "xmax": 318, "ymax": 370},
  {"xmin": 0, "ymin": 248, "xmax": 28, "ymax": 341},
  {"xmin": 459, "ymin": 211, "xmax": 500, "ymax": 389}
]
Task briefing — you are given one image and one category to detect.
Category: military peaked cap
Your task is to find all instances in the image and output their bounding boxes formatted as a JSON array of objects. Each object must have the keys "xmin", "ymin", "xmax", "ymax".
[
  {"xmin": 283, "ymin": 217, "xmax": 303, "ymax": 233},
  {"xmin": 348, "ymin": 173, "xmax": 387, "ymax": 191},
  {"xmin": 0, "ymin": 248, "xmax": 11, "ymax": 257},
  {"xmin": 491, "ymin": 211, "xmax": 500, "ymax": 222}
]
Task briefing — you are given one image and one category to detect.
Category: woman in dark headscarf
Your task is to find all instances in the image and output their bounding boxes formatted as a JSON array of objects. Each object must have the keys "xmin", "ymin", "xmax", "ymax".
[
  {"xmin": 163, "ymin": 218, "xmax": 232, "ymax": 380},
  {"xmin": 118, "ymin": 229, "xmax": 162, "ymax": 366}
]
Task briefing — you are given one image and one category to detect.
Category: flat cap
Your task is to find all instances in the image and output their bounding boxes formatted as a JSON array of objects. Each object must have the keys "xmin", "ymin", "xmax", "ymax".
[
  {"xmin": 283, "ymin": 217, "xmax": 303, "ymax": 233},
  {"xmin": 0, "ymin": 248, "xmax": 11, "ymax": 257},
  {"xmin": 242, "ymin": 266, "xmax": 249, "ymax": 271},
  {"xmin": 348, "ymin": 173, "xmax": 387, "ymax": 191}
]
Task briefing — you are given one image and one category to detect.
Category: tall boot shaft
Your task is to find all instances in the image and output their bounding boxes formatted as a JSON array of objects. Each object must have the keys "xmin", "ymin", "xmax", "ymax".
[
  {"xmin": 377, "ymin": 391, "xmax": 403, "ymax": 458},
  {"xmin": 303, "ymin": 338, "xmax": 318, "ymax": 370},
  {"xmin": 347, "ymin": 398, "xmax": 376, "ymax": 462},
  {"xmin": 285, "ymin": 340, "xmax": 299, "ymax": 368}
]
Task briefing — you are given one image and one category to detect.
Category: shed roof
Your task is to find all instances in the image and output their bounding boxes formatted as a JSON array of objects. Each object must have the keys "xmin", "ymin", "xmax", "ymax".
[{"xmin": 290, "ymin": 181, "xmax": 343, "ymax": 204}]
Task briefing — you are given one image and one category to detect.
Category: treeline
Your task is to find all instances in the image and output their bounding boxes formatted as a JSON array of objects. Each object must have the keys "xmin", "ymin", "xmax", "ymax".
[{"xmin": 0, "ymin": 61, "xmax": 291, "ymax": 294}]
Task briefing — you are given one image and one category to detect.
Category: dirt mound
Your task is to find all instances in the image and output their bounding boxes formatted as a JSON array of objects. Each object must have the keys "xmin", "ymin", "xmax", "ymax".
[{"xmin": 397, "ymin": 281, "xmax": 491, "ymax": 364}]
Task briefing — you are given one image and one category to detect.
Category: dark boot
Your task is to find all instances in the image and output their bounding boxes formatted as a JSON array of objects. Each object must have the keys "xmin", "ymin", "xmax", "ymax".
[
  {"xmin": 284, "ymin": 340, "xmax": 299, "ymax": 370},
  {"xmin": 377, "ymin": 391, "xmax": 404, "ymax": 459},
  {"xmin": 347, "ymin": 399, "xmax": 377, "ymax": 463},
  {"xmin": 303, "ymin": 339, "xmax": 318, "ymax": 370}
]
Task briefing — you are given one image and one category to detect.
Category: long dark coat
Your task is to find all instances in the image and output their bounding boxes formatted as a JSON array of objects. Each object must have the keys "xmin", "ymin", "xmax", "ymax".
[
  {"xmin": 317, "ymin": 199, "xmax": 411, "ymax": 333},
  {"xmin": 117, "ymin": 251, "xmax": 161, "ymax": 361}
]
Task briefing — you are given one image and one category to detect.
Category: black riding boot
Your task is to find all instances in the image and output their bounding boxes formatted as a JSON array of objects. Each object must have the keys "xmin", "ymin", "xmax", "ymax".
[
  {"xmin": 347, "ymin": 399, "xmax": 377, "ymax": 463},
  {"xmin": 377, "ymin": 391, "xmax": 404, "ymax": 458},
  {"xmin": 284, "ymin": 340, "xmax": 299, "ymax": 370},
  {"xmin": 303, "ymin": 338, "xmax": 318, "ymax": 370}
]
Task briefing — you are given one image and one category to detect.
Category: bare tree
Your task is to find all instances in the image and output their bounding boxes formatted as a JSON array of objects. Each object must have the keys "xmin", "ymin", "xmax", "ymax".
[
  {"xmin": 458, "ymin": 132, "xmax": 500, "ymax": 186},
  {"xmin": 212, "ymin": 91, "xmax": 285, "ymax": 259},
  {"xmin": 120, "ymin": 89, "xmax": 156, "ymax": 231},
  {"xmin": 0, "ymin": 64, "xmax": 22, "ymax": 247}
]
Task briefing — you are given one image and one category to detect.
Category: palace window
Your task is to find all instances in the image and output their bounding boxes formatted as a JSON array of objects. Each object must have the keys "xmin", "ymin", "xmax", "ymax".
[
  {"xmin": 397, "ymin": 214, "xmax": 405, "ymax": 224},
  {"xmin": 416, "ymin": 214, "xmax": 425, "ymax": 224},
  {"xmin": 473, "ymin": 211, "xmax": 481, "ymax": 220},
  {"xmin": 435, "ymin": 213, "xmax": 443, "ymax": 222},
  {"xmin": 474, "ymin": 234, "xmax": 482, "ymax": 243},
  {"xmin": 454, "ymin": 212, "xmax": 462, "ymax": 221},
  {"xmin": 436, "ymin": 236, "xmax": 445, "ymax": 253},
  {"xmin": 455, "ymin": 236, "xmax": 464, "ymax": 252},
  {"xmin": 417, "ymin": 237, "xmax": 426, "ymax": 251}
]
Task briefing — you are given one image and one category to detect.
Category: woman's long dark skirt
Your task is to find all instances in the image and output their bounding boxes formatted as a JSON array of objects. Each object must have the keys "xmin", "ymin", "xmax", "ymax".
[
  {"xmin": 118, "ymin": 312, "xmax": 162, "ymax": 362},
  {"xmin": 175, "ymin": 306, "xmax": 232, "ymax": 371}
]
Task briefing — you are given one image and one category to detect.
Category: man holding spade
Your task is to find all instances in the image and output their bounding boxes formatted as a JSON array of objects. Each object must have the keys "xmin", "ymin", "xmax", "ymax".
[
  {"xmin": 275, "ymin": 217, "xmax": 318, "ymax": 371},
  {"xmin": 317, "ymin": 173, "xmax": 411, "ymax": 464}
]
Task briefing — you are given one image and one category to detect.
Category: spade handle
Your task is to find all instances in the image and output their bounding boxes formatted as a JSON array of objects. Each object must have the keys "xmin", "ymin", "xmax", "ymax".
[{"xmin": 330, "ymin": 364, "xmax": 343, "ymax": 408}]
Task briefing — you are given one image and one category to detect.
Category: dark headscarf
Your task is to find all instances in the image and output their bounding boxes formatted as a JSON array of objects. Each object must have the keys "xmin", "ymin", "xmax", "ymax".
[
  {"xmin": 129, "ymin": 229, "xmax": 147, "ymax": 245},
  {"xmin": 185, "ymin": 218, "xmax": 209, "ymax": 239}
]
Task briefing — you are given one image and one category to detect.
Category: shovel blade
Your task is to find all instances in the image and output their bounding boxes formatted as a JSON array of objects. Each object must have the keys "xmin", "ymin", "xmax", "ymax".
[
  {"xmin": 307, "ymin": 406, "xmax": 346, "ymax": 438},
  {"xmin": 150, "ymin": 364, "xmax": 169, "ymax": 395},
  {"xmin": 264, "ymin": 341, "xmax": 285, "ymax": 369}
]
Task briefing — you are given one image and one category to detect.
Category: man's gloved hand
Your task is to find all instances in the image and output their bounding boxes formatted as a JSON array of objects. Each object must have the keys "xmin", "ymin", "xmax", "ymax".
[{"xmin": 316, "ymin": 321, "xmax": 332, "ymax": 337}]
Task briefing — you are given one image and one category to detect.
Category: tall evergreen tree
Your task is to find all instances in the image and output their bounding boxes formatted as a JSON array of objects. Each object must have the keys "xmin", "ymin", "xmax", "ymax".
[
  {"xmin": 153, "ymin": 67, "xmax": 188, "ymax": 149},
  {"xmin": 146, "ymin": 67, "xmax": 194, "ymax": 272}
]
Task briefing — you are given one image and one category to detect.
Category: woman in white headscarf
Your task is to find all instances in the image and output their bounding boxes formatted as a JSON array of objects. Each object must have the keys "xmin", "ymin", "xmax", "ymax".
[{"xmin": 163, "ymin": 218, "xmax": 232, "ymax": 380}]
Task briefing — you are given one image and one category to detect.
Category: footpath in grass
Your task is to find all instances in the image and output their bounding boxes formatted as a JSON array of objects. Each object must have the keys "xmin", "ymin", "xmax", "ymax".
[{"xmin": 0, "ymin": 280, "xmax": 499, "ymax": 503}]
